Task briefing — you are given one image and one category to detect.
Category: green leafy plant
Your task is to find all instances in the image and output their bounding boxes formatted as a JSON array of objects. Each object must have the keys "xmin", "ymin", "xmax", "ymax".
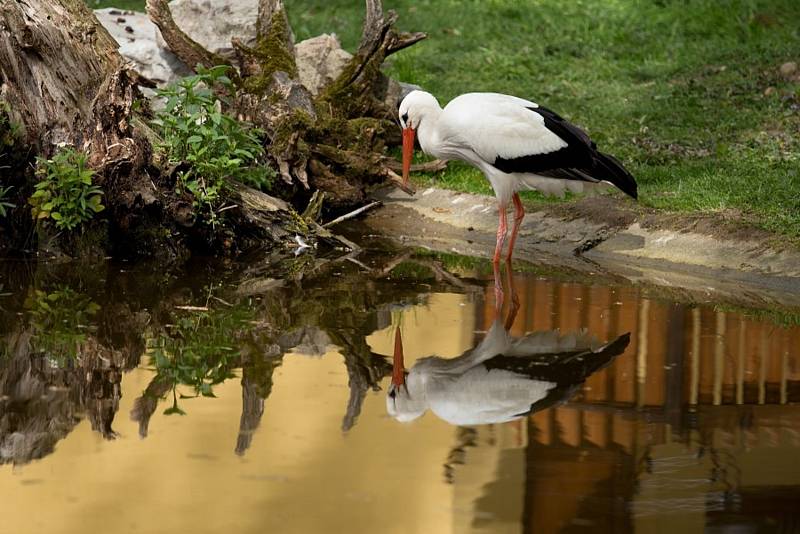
[
  {"xmin": 26, "ymin": 287, "xmax": 100, "ymax": 364},
  {"xmin": 151, "ymin": 65, "xmax": 274, "ymax": 228},
  {"xmin": 30, "ymin": 148, "xmax": 104, "ymax": 230},
  {"xmin": 0, "ymin": 101, "xmax": 21, "ymax": 149},
  {"xmin": 0, "ymin": 185, "xmax": 15, "ymax": 218}
]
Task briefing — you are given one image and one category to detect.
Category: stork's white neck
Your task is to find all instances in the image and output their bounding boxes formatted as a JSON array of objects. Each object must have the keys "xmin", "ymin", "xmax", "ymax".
[{"xmin": 414, "ymin": 103, "xmax": 444, "ymax": 158}]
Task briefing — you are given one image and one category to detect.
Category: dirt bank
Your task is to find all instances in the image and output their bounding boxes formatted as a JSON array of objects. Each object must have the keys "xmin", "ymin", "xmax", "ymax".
[{"xmin": 365, "ymin": 187, "xmax": 800, "ymax": 309}]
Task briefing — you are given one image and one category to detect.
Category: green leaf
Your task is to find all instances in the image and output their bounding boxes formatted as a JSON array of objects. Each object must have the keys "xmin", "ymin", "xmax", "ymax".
[{"xmin": 163, "ymin": 405, "xmax": 187, "ymax": 416}]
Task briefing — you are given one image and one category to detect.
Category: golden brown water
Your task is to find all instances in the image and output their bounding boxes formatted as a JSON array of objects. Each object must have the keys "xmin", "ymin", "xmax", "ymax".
[{"xmin": 1, "ymin": 251, "xmax": 799, "ymax": 533}]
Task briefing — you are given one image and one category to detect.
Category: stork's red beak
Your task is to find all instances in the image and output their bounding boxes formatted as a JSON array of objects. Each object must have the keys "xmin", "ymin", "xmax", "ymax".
[
  {"xmin": 402, "ymin": 127, "xmax": 415, "ymax": 188},
  {"xmin": 391, "ymin": 327, "xmax": 405, "ymax": 387}
]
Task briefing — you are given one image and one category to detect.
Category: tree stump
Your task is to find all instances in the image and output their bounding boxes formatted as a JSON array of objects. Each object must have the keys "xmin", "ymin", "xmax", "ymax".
[
  {"xmin": 148, "ymin": 0, "xmax": 425, "ymax": 208},
  {"xmin": 0, "ymin": 0, "xmax": 426, "ymax": 259}
]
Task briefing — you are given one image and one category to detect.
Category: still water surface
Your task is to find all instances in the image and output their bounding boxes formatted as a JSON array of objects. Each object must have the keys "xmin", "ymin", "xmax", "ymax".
[{"xmin": 1, "ymin": 248, "xmax": 799, "ymax": 533}]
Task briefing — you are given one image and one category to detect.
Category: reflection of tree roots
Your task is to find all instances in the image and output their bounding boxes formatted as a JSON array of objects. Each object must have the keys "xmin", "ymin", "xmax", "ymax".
[
  {"xmin": 443, "ymin": 427, "xmax": 479, "ymax": 485},
  {"xmin": 1, "ymin": 245, "xmax": 484, "ymax": 464}
]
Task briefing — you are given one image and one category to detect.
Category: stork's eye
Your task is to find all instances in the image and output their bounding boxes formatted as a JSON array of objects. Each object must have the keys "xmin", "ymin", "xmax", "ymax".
[
  {"xmin": 402, "ymin": 112, "xmax": 409, "ymax": 123},
  {"xmin": 389, "ymin": 388, "xmax": 397, "ymax": 399}
]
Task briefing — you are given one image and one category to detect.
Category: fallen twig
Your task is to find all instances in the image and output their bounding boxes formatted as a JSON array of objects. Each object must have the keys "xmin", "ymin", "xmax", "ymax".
[
  {"xmin": 322, "ymin": 201, "xmax": 382, "ymax": 228},
  {"xmin": 384, "ymin": 168, "xmax": 416, "ymax": 195},
  {"xmin": 385, "ymin": 158, "xmax": 448, "ymax": 174}
]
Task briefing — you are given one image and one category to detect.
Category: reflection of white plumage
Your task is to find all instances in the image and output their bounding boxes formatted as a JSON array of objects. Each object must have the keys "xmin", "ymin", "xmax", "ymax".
[{"xmin": 387, "ymin": 320, "xmax": 630, "ymax": 425}]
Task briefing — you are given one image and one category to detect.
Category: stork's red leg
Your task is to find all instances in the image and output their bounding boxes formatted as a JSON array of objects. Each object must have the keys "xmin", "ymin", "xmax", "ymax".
[
  {"xmin": 493, "ymin": 205, "xmax": 508, "ymax": 309},
  {"xmin": 505, "ymin": 193, "xmax": 525, "ymax": 264},
  {"xmin": 504, "ymin": 262, "xmax": 520, "ymax": 330}
]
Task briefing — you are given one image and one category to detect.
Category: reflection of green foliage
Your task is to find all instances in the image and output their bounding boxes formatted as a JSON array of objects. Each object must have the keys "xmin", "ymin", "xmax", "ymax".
[
  {"xmin": 415, "ymin": 250, "xmax": 490, "ymax": 274},
  {"xmin": 0, "ymin": 185, "xmax": 15, "ymax": 218},
  {"xmin": 148, "ymin": 304, "xmax": 255, "ymax": 414},
  {"xmin": 714, "ymin": 303, "xmax": 800, "ymax": 328},
  {"xmin": 26, "ymin": 288, "xmax": 100, "ymax": 362},
  {"xmin": 389, "ymin": 261, "xmax": 437, "ymax": 281}
]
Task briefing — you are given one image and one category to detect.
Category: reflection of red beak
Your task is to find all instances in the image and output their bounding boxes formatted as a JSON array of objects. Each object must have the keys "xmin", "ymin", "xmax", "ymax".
[
  {"xmin": 392, "ymin": 327, "xmax": 405, "ymax": 387},
  {"xmin": 402, "ymin": 127, "xmax": 415, "ymax": 188}
]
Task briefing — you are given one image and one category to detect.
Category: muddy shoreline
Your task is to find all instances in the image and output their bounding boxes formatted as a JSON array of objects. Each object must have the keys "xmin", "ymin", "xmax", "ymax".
[{"xmin": 364, "ymin": 187, "xmax": 800, "ymax": 310}]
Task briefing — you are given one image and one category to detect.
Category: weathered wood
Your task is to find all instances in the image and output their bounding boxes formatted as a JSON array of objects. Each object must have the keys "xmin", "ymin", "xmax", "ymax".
[{"xmin": 0, "ymin": 0, "xmax": 120, "ymax": 150}]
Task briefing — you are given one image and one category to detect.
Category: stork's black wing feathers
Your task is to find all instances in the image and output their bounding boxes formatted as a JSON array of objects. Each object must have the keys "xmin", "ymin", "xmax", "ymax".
[{"xmin": 492, "ymin": 106, "xmax": 638, "ymax": 199}]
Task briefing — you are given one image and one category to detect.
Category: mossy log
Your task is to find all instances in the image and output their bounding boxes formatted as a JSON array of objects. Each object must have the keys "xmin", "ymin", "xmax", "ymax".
[{"xmin": 148, "ymin": 0, "xmax": 427, "ymax": 208}]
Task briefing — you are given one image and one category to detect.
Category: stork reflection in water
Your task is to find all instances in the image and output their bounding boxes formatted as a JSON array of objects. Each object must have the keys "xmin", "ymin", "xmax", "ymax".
[{"xmin": 386, "ymin": 272, "xmax": 630, "ymax": 425}]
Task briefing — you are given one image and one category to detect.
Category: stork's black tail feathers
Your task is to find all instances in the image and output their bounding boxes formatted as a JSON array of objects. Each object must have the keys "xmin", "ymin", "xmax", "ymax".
[{"xmin": 593, "ymin": 152, "xmax": 638, "ymax": 199}]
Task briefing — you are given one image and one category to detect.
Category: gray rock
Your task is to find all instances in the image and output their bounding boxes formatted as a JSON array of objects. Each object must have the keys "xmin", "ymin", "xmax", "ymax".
[
  {"xmin": 95, "ymin": 8, "xmax": 190, "ymax": 85},
  {"xmin": 163, "ymin": 0, "xmax": 259, "ymax": 57},
  {"xmin": 295, "ymin": 34, "xmax": 353, "ymax": 95},
  {"xmin": 779, "ymin": 61, "xmax": 798, "ymax": 79},
  {"xmin": 96, "ymin": 2, "xmax": 420, "ymax": 102}
]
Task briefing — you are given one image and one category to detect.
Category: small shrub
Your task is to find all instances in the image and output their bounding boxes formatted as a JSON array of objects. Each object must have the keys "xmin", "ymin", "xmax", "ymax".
[
  {"xmin": 0, "ymin": 101, "xmax": 21, "ymax": 149},
  {"xmin": 152, "ymin": 65, "xmax": 274, "ymax": 228},
  {"xmin": 30, "ymin": 148, "xmax": 104, "ymax": 230},
  {"xmin": 0, "ymin": 185, "xmax": 15, "ymax": 218}
]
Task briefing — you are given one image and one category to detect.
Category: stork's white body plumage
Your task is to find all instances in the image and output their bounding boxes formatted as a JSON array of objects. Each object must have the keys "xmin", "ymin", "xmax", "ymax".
[
  {"xmin": 386, "ymin": 319, "xmax": 630, "ymax": 425},
  {"xmin": 399, "ymin": 91, "xmax": 638, "ymax": 303},
  {"xmin": 415, "ymin": 93, "xmax": 579, "ymax": 205}
]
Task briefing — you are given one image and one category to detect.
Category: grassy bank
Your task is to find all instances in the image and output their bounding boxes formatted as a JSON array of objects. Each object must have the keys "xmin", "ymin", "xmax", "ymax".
[{"xmin": 89, "ymin": 0, "xmax": 800, "ymax": 239}]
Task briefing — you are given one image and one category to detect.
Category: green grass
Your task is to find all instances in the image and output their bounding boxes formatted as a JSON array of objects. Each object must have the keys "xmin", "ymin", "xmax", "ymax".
[
  {"xmin": 87, "ymin": 0, "xmax": 144, "ymax": 11},
  {"xmin": 88, "ymin": 0, "xmax": 800, "ymax": 239}
]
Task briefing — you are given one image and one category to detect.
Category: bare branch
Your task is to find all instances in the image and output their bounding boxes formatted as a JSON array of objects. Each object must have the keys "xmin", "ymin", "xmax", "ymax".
[
  {"xmin": 322, "ymin": 201, "xmax": 382, "ymax": 228},
  {"xmin": 361, "ymin": 0, "xmax": 385, "ymax": 46},
  {"xmin": 257, "ymin": 0, "xmax": 295, "ymax": 47},
  {"xmin": 146, "ymin": 0, "xmax": 230, "ymax": 74},
  {"xmin": 384, "ymin": 158, "xmax": 448, "ymax": 173},
  {"xmin": 383, "ymin": 167, "xmax": 417, "ymax": 196},
  {"xmin": 388, "ymin": 31, "xmax": 428, "ymax": 55}
]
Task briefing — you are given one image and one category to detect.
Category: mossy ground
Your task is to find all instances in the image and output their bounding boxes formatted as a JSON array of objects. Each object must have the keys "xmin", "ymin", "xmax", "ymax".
[{"xmin": 88, "ymin": 0, "xmax": 800, "ymax": 241}]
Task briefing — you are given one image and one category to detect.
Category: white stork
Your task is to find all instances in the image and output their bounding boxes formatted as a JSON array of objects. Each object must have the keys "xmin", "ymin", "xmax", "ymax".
[
  {"xmin": 399, "ymin": 91, "xmax": 638, "ymax": 301},
  {"xmin": 387, "ymin": 320, "xmax": 630, "ymax": 425}
]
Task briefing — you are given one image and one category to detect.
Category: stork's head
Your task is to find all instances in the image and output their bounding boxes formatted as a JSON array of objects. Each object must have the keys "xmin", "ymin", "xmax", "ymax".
[
  {"xmin": 398, "ymin": 90, "xmax": 440, "ymax": 187},
  {"xmin": 386, "ymin": 326, "xmax": 427, "ymax": 422}
]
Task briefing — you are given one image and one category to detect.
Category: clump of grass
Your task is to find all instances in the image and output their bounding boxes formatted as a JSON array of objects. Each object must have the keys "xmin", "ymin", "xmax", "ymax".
[
  {"xmin": 152, "ymin": 65, "xmax": 274, "ymax": 228},
  {"xmin": 29, "ymin": 148, "xmax": 104, "ymax": 231}
]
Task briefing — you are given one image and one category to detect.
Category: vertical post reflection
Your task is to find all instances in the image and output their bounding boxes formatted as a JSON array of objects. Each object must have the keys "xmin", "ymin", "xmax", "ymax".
[
  {"xmin": 713, "ymin": 312, "xmax": 726, "ymax": 405},
  {"xmin": 690, "ymin": 308, "xmax": 701, "ymax": 406},
  {"xmin": 636, "ymin": 299, "xmax": 650, "ymax": 408}
]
